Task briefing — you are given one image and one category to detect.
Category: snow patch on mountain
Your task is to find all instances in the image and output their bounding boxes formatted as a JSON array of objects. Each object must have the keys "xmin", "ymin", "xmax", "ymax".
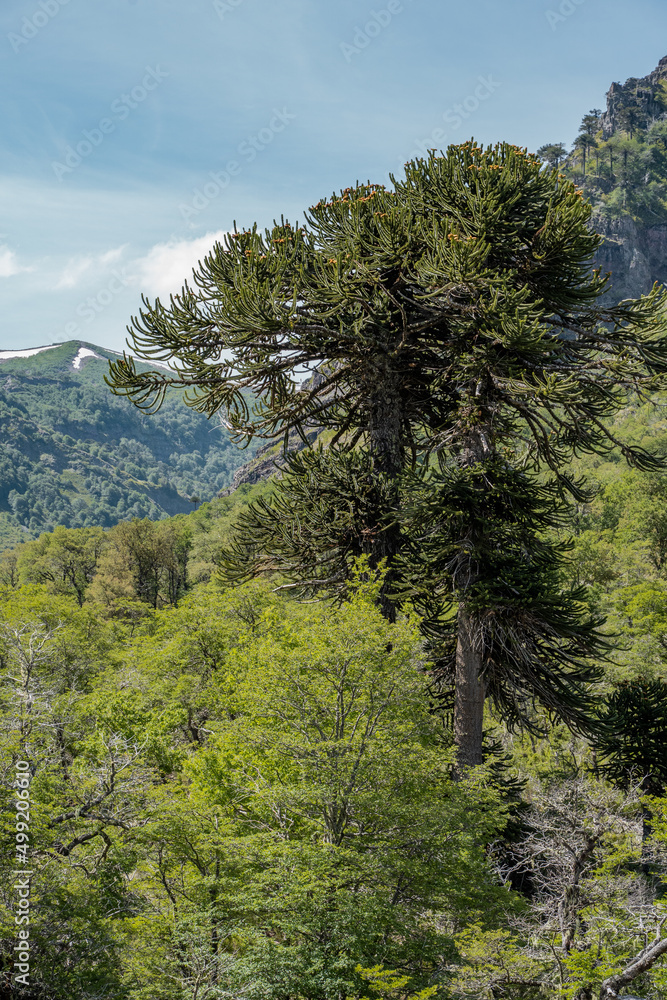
[
  {"xmin": 0, "ymin": 344, "xmax": 59, "ymax": 361},
  {"xmin": 73, "ymin": 347, "xmax": 102, "ymax": 369},
  {"xmin": 0, "ymin": 340, "xmax": 175, "ymax": 372}
]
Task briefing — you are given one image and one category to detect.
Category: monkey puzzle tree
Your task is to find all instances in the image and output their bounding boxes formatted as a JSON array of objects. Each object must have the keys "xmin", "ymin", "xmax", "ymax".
[
  {"xmin": 397, "ymin": 463, "xmax": 611, "ymax": 766},
  {"xmin": 109, "ymin": 178, "xmax": 459, "ymax": 619},
  {"xmin": 536, "ymin": 141, "xmax": 568, "ymax": 168},
  {"xmin": 390, "ymin": 145, "xmax": 667, "ymax": 765},
  {"xmin": 108, "ymin": 141, "xmax": 667, "ymax": 768},
  {"xmin": 593, "ymin": 678, "xmax": 667, "ymax": 875},
  {"xmin": 595, "ymin": 681, "xmax": 667, "ymax": 800}
]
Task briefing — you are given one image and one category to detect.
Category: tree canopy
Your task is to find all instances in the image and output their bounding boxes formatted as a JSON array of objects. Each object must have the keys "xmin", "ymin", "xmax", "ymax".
[{"xmin": 107, "ymin": 141, "xmax": 667, "ymax": 768}]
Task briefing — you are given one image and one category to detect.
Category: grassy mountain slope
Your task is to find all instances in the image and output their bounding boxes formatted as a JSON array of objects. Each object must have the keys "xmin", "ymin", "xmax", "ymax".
[{"xmin": 0, "ymin": 341, "xmax": 258, "ymax": 544}]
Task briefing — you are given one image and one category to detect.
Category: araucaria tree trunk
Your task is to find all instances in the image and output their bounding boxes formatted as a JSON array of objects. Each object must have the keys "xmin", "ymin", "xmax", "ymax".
[
  {"xmin": 451, "ymin": 417, "xmax": 494, "ymax": 771},
  {"xmin": 454, "ymin": 604, "xmax": 486, "ymax": 769}
]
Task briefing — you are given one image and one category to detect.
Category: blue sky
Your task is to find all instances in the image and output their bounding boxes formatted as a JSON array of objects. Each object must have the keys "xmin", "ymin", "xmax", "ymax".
[{"xmin": 1, "ymin": 0, "xmax": 667, "ymax": 353}]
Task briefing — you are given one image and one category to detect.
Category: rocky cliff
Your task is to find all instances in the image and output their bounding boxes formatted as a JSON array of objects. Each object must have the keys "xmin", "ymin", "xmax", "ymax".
[
  {"xmin": 590, "ymin": 56, "xmax": 667, "ymax": 300},
  {"xmin": 595, "ymin": 214, "xmax": 667, "ymax": 301},
  {"xmin": 600, "ymin": 55, "xmax": 667, "ymax": 138}
]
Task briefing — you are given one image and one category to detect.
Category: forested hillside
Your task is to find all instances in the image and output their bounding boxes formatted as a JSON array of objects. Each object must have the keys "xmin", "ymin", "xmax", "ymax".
[
  {"xmin": 0, "ymin": 342, "xmax": 258, "ymax": 548},
  {"xmin": 3, "ymin": 402, "xmax": 667, "ymax": 997},
  {"xmin": 7, "ymin": 77, "xmax": 667, "ymax": 1000}
]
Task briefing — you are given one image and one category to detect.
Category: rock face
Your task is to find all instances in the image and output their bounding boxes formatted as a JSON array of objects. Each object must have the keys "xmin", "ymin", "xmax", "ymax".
[
  {"xmin": 594, "ymin": 214, "xmax": 667, "ymax": 302},
  {"xmin": 600, "ymin": 55, "xmax": 667, "ymax": 137},
  {"xmin": 219, "ymin": 443, "xmax": 286, "ymax": 494},
  {"xmin": 591, "ymin": 56, "xmax": 667, "ymax": 301},
  {"xmin": 219, "ymin": 429, "xmax": 319, "ymax": 494}
]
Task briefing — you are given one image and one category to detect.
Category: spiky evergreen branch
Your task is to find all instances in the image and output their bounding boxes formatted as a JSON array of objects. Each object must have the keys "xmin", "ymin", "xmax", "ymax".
[{"xmin": 108, "ymin": 144, "xmax": 667, "ymax": 480}]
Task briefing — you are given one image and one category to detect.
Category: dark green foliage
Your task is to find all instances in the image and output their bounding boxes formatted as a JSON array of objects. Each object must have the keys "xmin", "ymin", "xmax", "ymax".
[
  {"xmin": 109, "ymin": 142, "xmax": 667, "ymax": 481},
  {"xmin": 594, "ymin": 680, "xmax": 667, "ymax": 795},
  {"xmin": 109, "ymin": 142, "xmax": 667, "ymax": 471},
  {"xmin": 218, "ymin": 446, "xmax": 397, "ymax": 598},
  {"xmin": 536, "ymin": 142, "xmax": 568, "ymax": 168},
  {"xmin": 0, "ymin": 342, "xmax": 257, "ymax": 542},
  {"xmin": 399, "ymin": 463, "xmax": 611, "ymax": 734},
  {"xmin": 392, "ymin": 150, "xmax": 667, "ymax": 483}
]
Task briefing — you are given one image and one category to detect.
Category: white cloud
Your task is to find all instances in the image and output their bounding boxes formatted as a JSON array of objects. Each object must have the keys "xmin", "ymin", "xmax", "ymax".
[
  {"xmin": 0, "ymin": 246, "xmax": 24, "ymax": 278},
  {"xmin": 54, "ymin": 256, "xmax": 94, "ymax": 290},
  {"xmin": 98, "ymin": 246, "xmax": 127, "ymax": 266},
  {"xmin": 54, "ymin": 244, "xmax": 128, "ymax": 290},
  {"xmin": 132, "ymin": 231, "xmax": 227, "ymax": 300}
]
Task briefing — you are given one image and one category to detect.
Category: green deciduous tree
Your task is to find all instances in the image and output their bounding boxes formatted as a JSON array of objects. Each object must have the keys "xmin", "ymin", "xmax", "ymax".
[
  {"xmin": 120, "ymin": 576, "xmax": 510, "ymax": 1000},
  {"xmin": 0, "ymin": 585, "xmax": 139, "ymax": 999},
  {"xmin": 18, "ymin": 525, "xmax": 106, "ymax": 606},
  {"xmin": 89, "ymin": 517, "xmax": 191, "ymax": 609}
]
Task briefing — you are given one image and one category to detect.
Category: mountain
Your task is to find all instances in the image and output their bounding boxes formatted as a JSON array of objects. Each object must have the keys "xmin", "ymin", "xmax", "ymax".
[
  {"xmin": 599, "ymin": 55, "xmax": 667, "ymax": 137},
  {"xmin": 555, "ymin": 55, "xmax": 667, "ymax": 302},
  {"xmin": 0, "ymin": 340, "xmax": 258, "ymax": 547}
]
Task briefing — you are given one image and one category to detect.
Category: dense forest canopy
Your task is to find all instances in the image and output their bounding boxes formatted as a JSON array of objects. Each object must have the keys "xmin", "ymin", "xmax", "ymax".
[
  {"xmin": 4, "ymin": 428, "xmax": 667, "ymax": 998},
  {"xmin": 6, "ymin": 104, "xmax": 667, "ymax": 998}
]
